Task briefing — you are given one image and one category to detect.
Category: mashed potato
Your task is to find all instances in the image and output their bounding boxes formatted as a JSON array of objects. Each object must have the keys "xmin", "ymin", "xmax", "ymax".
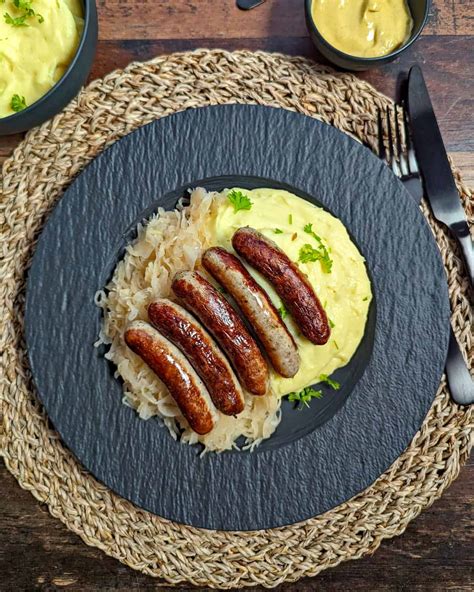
[
  {"xmin": 0, "ymin": 0, "xmax": 83, "ymax": 117},
  {"xmin": 212, "ymin": 188, "xmax": 372, "ymax": 396}
]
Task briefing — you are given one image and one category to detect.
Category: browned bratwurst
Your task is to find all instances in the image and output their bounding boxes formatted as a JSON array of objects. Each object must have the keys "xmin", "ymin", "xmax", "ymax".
[
  {"xmin": 124, "ymin": 321, "xmax": 216, "ymax": 434},
  {"xmin": 148, "ymin": 299, "xmax": 245, "ymax": 416},
  {"xmin": 202, "ymin": 247, "xmax": 300, "ymax": 378},
  {"xmin": 172, "ymin": 271, "xmax": 269, "ymax": 396},
  {"xmin": 232, "ymin": 227, "xmax": 330, "ymax": 345}
]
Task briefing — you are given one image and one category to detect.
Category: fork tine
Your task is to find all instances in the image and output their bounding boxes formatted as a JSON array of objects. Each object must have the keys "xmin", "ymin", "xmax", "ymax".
[
  {"xmin": 395, "ymin": 105, "xmax": 409, "ymax": 176},
  {"xmin": 386, "ymin": 107, "xmax": 402, "ymax": 177},
  {"xmin": 401, "ymin": 102, "xmax": 420, "ymax": 175},
  {"xmin": 377, "ymin": 108, "xmax": 386, "ymax": 161}
]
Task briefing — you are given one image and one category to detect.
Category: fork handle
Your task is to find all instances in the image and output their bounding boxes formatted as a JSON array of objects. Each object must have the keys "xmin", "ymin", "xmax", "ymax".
[{"xmin": 451, "ymin": 221, "xmax": 474, "ymax": 287}]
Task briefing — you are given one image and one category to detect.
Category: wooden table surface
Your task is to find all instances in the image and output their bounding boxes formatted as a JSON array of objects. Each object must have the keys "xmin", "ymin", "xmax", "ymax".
[{"xmin": 1, "ymin": 1, "xmax": 473, "ymax": 590}]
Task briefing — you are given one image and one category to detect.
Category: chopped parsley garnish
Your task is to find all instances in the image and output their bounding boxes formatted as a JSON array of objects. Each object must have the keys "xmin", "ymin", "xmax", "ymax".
[
  {"xmin": 291, "ymin": 232, "xmax": 297, "ymax": 241},
  {"xmin": 274, "ymin": 228, "xmax": 283, "ymax": 234},
  {"xmin": 227, "ymin": 189, "xmax": 252, "ymax": 213},
  {"xmin": 303, "ymin": 222, "xmax": 322, "ymax": 243},
  {"xmin": 5, "ymin": 0, "xmax": 43, "ymax": 26},
  {"xmin": 328, "ymin": 317, "xmax": 335, "ymax": 328},
  {"xmin": 288, "ymin": 214, "xmax": 293, "ymax": 225},
  {"xmin": 277, "ymin": 303, "xmax": 287, "ymax": 319},
  {"xmin": 301, "ymin": 223, "xmax": 333, "ymax": 273},
  {"xmin": 363, "ymin": 296, "xmax": 368, "ymax": 301},
  {"xmin": 319, "ymin": 374, "xmax": 340, "ymax": 390},
  {"xmin": 4, "ymin": 12, "xmax": 27, "ymax": 25},
  {"xmin": 11, "ymin": 94, "xmax": 27, "ymax": 112},
  {"xmin": 286, "ymin": 386, "xmax": 323, "ymax": 409},
  {"xmin": 334, "ymin": 340, "xmax": 339, "ymax": 350}
]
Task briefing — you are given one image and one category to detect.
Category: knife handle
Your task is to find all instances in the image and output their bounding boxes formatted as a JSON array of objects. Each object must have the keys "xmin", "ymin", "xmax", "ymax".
[{"xmin": 451, "ymin": 221, "xmax": 474, "ymax": 287}]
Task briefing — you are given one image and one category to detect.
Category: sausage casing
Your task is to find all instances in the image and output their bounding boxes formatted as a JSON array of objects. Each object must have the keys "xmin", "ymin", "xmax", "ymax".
[
  {"xmin": 148, "ymin": 299, "xmax": 245, "ymax": 415},
  {"xmin": 172, "ymin": 271, "xmax": 269, "ymax": 396},
  {"xmin": 124, "ymin": 321, "xmax": 216, "ymax": 434},
  {"xmin": 232, "ymin": 227, "xmax": 330, "ymax": 345},
  {"xmin": 202, "ymin": 247, "xmax": 300, "ymax": 378}
]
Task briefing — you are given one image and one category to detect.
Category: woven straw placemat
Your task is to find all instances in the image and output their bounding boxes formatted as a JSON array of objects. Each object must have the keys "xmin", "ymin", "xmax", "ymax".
[{"xmin": 1, "ymin": 50, "xmax": 472, "ymax": 589}]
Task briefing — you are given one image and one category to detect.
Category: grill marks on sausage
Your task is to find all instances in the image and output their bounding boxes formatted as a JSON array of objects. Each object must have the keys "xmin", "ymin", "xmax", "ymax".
[
  {"xmin": 148, "ymin": 299, "xmax": 245, "ymax": 416},
  {"xmin": 202, "ymin": 247, "xmax": 300, "ymax": 378},
  {"xmin": 172, "ymin": 271, "xmax": 269, "ymax": 396},
  {"xmin": 232, "ymin": 227, "xmax": 330, "ymax": 345},
  {"xmin": 124, "ymin": 321, "xmax": 216, "ymax": 435}
]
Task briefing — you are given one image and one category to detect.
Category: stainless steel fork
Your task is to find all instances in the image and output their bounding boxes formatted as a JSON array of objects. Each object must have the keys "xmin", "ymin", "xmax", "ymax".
[{"xmin": 376, "ymin": 105, "xmax": 474, "ymax": 406}]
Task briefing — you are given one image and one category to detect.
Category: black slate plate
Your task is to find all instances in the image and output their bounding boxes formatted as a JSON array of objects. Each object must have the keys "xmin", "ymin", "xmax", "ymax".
[{"xmin": 25, "ymin": 105, "xmax": 450, "ymax": 530}]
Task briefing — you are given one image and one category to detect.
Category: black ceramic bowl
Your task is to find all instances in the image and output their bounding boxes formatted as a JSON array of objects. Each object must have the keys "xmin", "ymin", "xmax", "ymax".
[
  {"xmin": 0, "ymin": 0, "xmax": 98, "ymax": 136},
  {"xmin": 305, "ymin": 0, "xmax": 430, "ymax": 71}
]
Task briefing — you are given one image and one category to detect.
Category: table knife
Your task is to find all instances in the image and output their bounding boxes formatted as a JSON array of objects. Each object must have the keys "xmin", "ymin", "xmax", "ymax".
[{"xmin": 407, "ymin": 65, "xmax": 474, "ymax": 285}]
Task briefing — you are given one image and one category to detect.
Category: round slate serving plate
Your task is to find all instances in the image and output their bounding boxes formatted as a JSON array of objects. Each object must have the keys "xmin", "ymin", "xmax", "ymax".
[{"xmin": 25, "ymin": 105, "xmax": 450, "ymax": 531}]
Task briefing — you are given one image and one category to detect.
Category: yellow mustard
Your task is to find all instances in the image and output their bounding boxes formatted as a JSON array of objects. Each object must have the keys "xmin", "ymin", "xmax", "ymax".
[
  {"xmin": 0, "ymin": 0, "xmax": 84, "ymax": 118},
  {"xmin": 312, "ymin": 0, "xmax": 413, "ymax": 58},
  {"xmin": 211, "ymin": 188, "xmax": 372, "ymax": 397}
]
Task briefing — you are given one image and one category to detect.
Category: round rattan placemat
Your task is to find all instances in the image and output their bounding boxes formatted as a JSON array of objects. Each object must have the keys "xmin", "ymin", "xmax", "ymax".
[{"xmin": 1, "ymin": 50, "xmax": 472, "ymax": 589}]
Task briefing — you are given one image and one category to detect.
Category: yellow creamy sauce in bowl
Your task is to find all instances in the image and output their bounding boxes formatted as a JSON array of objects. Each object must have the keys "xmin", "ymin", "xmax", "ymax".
[
  {"xmin": 0, "ymin": 0, "xmax": 83, "ymax": 117},
  {"xmin": 311, "ymin": 0, "xmax": 413, "ymax": 58},
  {"xmin": 211, "ymin": 188, "xmax": 372, "ymax": 397}
]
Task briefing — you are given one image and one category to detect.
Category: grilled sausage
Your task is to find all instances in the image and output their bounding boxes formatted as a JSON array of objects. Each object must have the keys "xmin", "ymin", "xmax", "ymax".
[
  {"xmin": 232, "ymin": 227, "xmax": 330, "ymax": 345},
  {"xmin": 172, "ymin": 271, "xmax": 269, "ymax": 396},
  {"xmin": 202, "ymin": 247, "xmax": 300, "ymax": 378},
  {"xmin": 148, "ymin": 299, "xmax": 245, "ymax": 415},
  {"xmin": 124, "ymin": 321, "xmax": 216, "ymax": 434}
]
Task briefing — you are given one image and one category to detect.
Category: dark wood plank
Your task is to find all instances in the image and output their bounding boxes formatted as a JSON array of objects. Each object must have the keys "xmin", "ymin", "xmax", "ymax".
[
  {"xmin": 95, "ymin": 0, "xmax": 474, "ymax": 40},
  {"xmin": 1, "ymin": 457, "xmax": 472, "ymax": 590}
]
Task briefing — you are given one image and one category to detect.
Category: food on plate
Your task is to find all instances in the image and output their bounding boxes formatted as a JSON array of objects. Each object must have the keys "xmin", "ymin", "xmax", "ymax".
[
  {"xmin": 96, "ymin": 186, "xmax": 372, "ymax": 452},
  {"xmin": 148, "ymin": 299, "xmax": 245, "ymax": 416},
  {"xmin": 124, "ymin": 321, "xmax": 217, "ymax": 435},
  {"xmin": 311, "ymin": 0, "xmax": 413, "ymax": 58},
  {"xmin": 202, "ymin": 246, "xmax": 300, "ymax": 378},
  {"xmin": 233, "ymin": 227, "xmax": 330, "ymax": 345},
  {"xmin": 0, "ymin": 0, "xmax": 84, "ymax": 118},
  {"xmin": 172, "ymin": 271, "xmax": 269, "ymax": 396}
]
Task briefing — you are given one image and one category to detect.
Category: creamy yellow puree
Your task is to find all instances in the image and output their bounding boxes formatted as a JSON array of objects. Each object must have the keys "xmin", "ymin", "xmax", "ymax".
[
  {"xmin": 211, "ymin": 188, "xmax": 372, "ymax": 396},
  {"xmin": 0, "ymin": 0, "xmax": 84, "ymax": 117},
  {"xmin": 312, "ymin": 0, "xmax": 413, "ymax": 58}
]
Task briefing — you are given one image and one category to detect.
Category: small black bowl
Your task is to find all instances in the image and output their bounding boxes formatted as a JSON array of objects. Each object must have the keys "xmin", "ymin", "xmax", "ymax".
[
  {"xmin": 305, "ymin": 0, "xmax": 430, "ymax": 71},
  {"xmin": 0, "ymin": 0, "xmax": 98, "ymax": 135}
]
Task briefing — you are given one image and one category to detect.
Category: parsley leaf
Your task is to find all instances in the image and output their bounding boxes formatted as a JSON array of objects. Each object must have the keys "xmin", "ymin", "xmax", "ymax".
[
  {"xmin": 319, "ymin": 374, "xmax": 340, "ymax": 390},
  {"xmin": 328, "ymin": 317, "xmax": 335, "ymax": 328},
  {"xmin": 301, "ymin": 223, "xmax": 333, "ymax": 273},
  {"xmin": 4, "ymin": 12, "xmax": 28, "ymax": 25},
  {"xmin": 298, "ymin": 243, "xmax": 333, "ymax": 274},
  {"xmin": 363, "ymin": 296, "xmax": 368, "ymax": 301},
  {"xmin": 303, "ymin": 222, "xmax": 322, "ymax": 242},
  {"xmin": 12, "ymin": 0, "xmax": 42, "ymax": 21},
  {"xmin": 277, "ymin": 303, "xmax": 287, "ymax": 319},
  {"xmin": 273, "ymin": 228, "xmax": 283, "ymax": 234},
  {"xmin": 288, "ymin": 214, "xmax": 293, "ymax": 225},
  {"xmin": 11, "ymin": 94, "xmax": 27, "ymax": 112},
  {"xmin": 227, "ymin": 190, "xmax": 252, "ymax": 213},
  {"xmin": 14, "ymin": 0, "xmax": 32, "ymax": 9},
  {"xmin": 287, "ymin": 387, "xmax": 323, "ymax": 409},
  {"xmin": 334, "ymin": 340, "xmax": 339, "ymax": 350}
]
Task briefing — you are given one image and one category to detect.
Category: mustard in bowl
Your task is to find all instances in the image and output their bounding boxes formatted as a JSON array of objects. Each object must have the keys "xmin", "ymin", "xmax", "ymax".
[{"xmin": 305, "ymin": 0, "xmax": 430, "ymax": 71}]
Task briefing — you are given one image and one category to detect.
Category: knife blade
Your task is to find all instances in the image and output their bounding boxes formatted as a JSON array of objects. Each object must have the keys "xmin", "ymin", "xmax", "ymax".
[{"xmin": 407, "ymin": 65, "xmax": 474, "ymax": 285}]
